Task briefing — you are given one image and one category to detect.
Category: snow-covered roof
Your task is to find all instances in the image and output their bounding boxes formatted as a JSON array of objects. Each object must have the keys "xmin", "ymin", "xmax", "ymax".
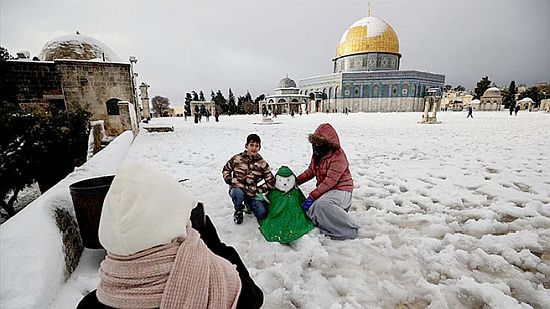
[
  {"xmin": 518, "ymin": 97, "xmax": 534, "ymax": 102},
  {"xmin": 340, "ymin": 16, "xmax": 389, "ymax": 44},
  {"xmin": 39, "ymin": 33, "xmax": 122, "ymax": 62},
  {"xmin": 471, "ymin": 99, "xmax": 481, "ymax": 103}
]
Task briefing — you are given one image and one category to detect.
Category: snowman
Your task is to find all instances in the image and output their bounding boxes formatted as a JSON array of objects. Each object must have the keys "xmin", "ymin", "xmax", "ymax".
[{"xmin": 259, "ymin": 166, "xmax": 314, "ymax": 244}]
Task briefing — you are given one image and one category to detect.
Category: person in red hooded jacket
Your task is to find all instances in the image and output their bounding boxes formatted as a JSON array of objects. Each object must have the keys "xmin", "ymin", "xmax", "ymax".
[{"xmin": 296, "ymin": 123, "xmax": 359, "ymax": 240}]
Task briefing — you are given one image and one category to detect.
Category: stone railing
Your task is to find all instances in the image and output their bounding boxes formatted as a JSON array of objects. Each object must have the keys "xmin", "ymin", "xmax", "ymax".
[{"xmin": 0, "ymin": 131, "xmax": 134, "ymax": 309}]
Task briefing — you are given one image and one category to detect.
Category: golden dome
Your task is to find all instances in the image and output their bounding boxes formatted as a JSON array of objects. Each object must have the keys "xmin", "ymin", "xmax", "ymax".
[{"xmin": 336, "ymin": 16, "xmax": 400, "ymax": 58}]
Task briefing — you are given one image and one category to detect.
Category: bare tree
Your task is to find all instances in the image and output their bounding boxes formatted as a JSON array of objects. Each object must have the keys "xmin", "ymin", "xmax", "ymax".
[{"xmin": 151, "ymin": 95, "xmax": 171, "ymax": 117}]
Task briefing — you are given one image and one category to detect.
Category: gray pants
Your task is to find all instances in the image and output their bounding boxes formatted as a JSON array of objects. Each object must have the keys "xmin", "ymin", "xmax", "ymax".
[{"xmin": 307, "ymin": 190, "xmax": 358, "ymax": 240}]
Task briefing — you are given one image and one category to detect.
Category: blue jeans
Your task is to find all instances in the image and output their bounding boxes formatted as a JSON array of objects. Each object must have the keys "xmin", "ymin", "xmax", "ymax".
[{"xmin": 229, "ymin": 188, "xmax": 267, "ymax": 220}]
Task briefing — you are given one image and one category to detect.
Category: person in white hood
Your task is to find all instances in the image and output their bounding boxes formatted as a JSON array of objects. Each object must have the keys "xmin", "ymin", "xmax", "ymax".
[{"xmin": 77, "ymin": 162, "xmax": 263, "ymax": 309}]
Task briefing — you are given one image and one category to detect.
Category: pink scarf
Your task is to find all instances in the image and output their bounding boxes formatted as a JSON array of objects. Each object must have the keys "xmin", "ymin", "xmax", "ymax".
[{"xmin": 97, "ymin": 227, "xmax": 241, "ymax": 309}]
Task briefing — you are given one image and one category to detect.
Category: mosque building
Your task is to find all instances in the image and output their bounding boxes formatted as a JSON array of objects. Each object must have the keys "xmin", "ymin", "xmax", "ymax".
[{"xmin": 297, "ymin": 11, "xmax": 445, "ymax": 113}]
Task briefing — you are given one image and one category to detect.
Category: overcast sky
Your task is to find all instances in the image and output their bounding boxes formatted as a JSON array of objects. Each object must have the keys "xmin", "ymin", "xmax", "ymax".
[{"xmin": 2, "ymin": 0, "xmax": 549, "ymax": 104}]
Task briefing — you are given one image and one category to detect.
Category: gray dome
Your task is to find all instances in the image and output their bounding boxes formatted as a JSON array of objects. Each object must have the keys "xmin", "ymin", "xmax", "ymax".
[{"xmin": 278, "ymin": 77, "xmax": 297, "ymax": 88}]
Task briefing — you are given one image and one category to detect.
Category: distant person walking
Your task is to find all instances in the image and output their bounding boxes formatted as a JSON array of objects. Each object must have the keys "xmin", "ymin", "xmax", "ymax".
[
  {"xmin": 514, "ymin": 105, "xmax": 520, "ymax": 116},
  {"xmin": 510, "ymin": 105, "xmax": 514, "ymax": 116},
  {"xmin": 467, "ymin": 106, "xmax": 473, "ymax": 118}
]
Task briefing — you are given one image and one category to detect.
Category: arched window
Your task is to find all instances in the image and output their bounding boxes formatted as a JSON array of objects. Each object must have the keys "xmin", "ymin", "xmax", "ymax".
[
  {"xmin": 278, "ymin": 99, "xmax": 286, "ymax": 103},
  {"xmin": 334, "ymin": 86, "xmax": 339, "ymax": 98},
  {"xmin": 373, "ymin": 85, "xmax": 379, "ymax": 97},
  {"xmin": 268, "ymin": 99, "xmax": 274, "ymax": 103},
  {"xmin": 106, "ymin": 98, "xmax": 120, "ymax": 115},
  {"xmin": 354, "ymin": 86, "xmax": 360, "ymax": 97},
  {"xmin": 392, "ymin": 85, "xmax": 398, "ymax": 97},
  {"xmin": 328, "ymin": 87, "xmax": 332, "ymax": 99},
  {"xmin": 291, "ymin": 98, "xmax": 299, "ymax": 103},
  {"xmin": 383, "ymin": 85, "xmax": 390, "ymax": 97},
  {"xmin": 344, "ymin": 85, "xmax": 350, "ymax": 96}
]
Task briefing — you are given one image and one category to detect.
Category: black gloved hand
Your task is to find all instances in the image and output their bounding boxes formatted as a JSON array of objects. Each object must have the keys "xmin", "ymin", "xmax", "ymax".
[{"xmin": 225, "ymin": 177, "xmax": 232, "ymax": 185}]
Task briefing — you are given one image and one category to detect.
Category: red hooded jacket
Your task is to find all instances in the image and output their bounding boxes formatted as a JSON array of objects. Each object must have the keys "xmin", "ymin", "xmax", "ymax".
[{"xmin": 296, "ymin": 123, "xmax": 354, "ymax": 200}]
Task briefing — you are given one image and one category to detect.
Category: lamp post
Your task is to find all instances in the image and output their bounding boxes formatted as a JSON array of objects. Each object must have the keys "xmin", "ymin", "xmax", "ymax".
[{"xmin": 129, "ymin": 56, "xmax": 141, "ymax": 122}]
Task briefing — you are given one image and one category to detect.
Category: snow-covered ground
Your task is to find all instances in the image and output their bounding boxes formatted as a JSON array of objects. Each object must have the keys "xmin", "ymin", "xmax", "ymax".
[{"xmin": 29, "ymin": 111, "xmax": 550, "ymax": 308}]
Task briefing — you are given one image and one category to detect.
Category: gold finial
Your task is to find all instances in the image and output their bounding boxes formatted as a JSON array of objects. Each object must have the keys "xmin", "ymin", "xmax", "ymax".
[{"xmin": 368, "ymin": 1, "xmax": 372, "ymax": 17}]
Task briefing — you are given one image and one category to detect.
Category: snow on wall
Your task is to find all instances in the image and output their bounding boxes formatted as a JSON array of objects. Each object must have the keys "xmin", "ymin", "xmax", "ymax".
[{"xmin": 0, "ymin": 131, "xmax": 134, "ymax": 309}]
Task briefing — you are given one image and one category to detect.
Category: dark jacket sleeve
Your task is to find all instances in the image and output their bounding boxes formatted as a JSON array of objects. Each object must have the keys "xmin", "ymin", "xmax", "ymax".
[
  {"xmin": 296, "ymin": 157, "xmax": 315, "ymax": 186},
  {"xmin": 196, "ymin": 216, "xmax": 264, "ymax": 309},
  {"xmin": 309, "ymin": 151, "xmax": 348, "ymax": 200}
]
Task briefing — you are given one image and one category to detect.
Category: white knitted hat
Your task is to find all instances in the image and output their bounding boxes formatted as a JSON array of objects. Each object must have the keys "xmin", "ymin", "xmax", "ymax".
[{"xmin": 99, "ymin": 161, "xmax": 196, "ymax": 256}]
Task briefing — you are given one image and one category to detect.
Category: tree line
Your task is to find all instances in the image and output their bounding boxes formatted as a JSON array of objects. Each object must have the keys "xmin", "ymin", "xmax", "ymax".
[{"xmin": 151, "ymin": 89, "xmax": 266, "ymax": 117}]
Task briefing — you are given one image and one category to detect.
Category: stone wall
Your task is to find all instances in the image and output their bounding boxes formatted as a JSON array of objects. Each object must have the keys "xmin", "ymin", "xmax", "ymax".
[
  {"xmin": 55, "ymin": 60, "xmax": 135, "ymax": 136},
  {"xmin": 328, "ymin": 97, "xmax": 425, "ymax": 113},
  {"xmin": 0, "ymin": 60, "xmax": 64, "ymax": 108},
  {"xmin": 0, "ymin": 131, "xmax": 134, "ymax": 309},
  {"xmin": 0, "ymin": 60, "xmax": 137, "ymax": 136}
]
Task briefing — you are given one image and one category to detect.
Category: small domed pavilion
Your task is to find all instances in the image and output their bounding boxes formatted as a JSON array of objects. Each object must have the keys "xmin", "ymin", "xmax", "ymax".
[
  {"xmin": 263, "ymin": 76, "xmax": 309, "ymax": 114},
  {"xmin": 480, "ymin": 87, "xmax": 502, "ymax": 111}
]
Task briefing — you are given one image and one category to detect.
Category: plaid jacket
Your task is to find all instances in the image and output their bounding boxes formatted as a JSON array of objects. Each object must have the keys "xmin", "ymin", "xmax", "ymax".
[{"xmin": 222, "ymin": 151, "xmax": 275, "ymax": 196}]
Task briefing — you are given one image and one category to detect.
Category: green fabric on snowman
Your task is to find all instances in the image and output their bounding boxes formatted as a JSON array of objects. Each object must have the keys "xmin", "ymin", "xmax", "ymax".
[{"xmin": 259, "ymin": 166, "xmax": 314, "ymax": 244}]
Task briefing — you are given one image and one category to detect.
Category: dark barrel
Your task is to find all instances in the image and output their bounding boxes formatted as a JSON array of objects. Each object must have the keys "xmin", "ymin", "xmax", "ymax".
[{"xmin": 69, "ymin": 175, "xmax": 115, "ymax": 249}]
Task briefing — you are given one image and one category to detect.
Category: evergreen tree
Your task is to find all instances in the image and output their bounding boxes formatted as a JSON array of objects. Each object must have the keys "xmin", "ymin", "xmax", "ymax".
[
  {"xmin": 503, "ymin": 81, "xmax": 517, "ymax": 109},
  {"xmin": 444, "ymin": 85, "xmax": 452, "ymax": 92},
  {"xmin": 453, "ymin": 85, "xmax": 465, "ymax": 92},
  {"xmin": 254, "ymin": 94, "xmax": 265, "ymax": 104},
  {"xmin": 213, "ymin": 90, "xmax": 228, "ymax": 114},
  {"xmin": 191, "ymin": 91, "xmax": 199, "ymax": 101},
  {"xmin": 184, "ymin": 93, "xmax": 192, "ymax": 115},
  {"xmin": 473, "ymin": 76, "xmax": 491, "ymax": 99},
  {"xmin": 1, "ymin": 103, "xmax": 91, "ymax": 218},
  {"xmin": 0, "ymin": 46, "xmax": 14, "ymax": 61},
  {"xmin": 199, "ymin": 90, "xmax": 205, "ymax": 101},
  {"xmin": 237, "ymin": 95, "xmax": 245, "ymax": 114},
  {"xmin": 227, "ymin": 88, "xmax": 236, "ymax": 115}
]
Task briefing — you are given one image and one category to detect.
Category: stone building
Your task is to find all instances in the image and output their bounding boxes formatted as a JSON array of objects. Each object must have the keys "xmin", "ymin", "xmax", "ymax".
[
  {"xmin": 0, "ymin": 33, "xmax": 140, "ymax": 136},
  {"xmin": 263, "ymin": 77, "xmax": 309, "ymax": 114},
  {"xmin": 441, "ymin": 90, "xmax": 473, "ymax": 111},
  {"xmin": 469, "ymin": 99, "xmax": 481, "ymax": 110},
  {"xmin": 516, "ymin": 97, "xmax": 534, "ymax": 110},
  {"xmin": 298, "ymin": 12, "xmax": 445, "ymax": 113},
  {"xmin": 479, "ymin": 87, "xmax": 502, "ymax": 111}
]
